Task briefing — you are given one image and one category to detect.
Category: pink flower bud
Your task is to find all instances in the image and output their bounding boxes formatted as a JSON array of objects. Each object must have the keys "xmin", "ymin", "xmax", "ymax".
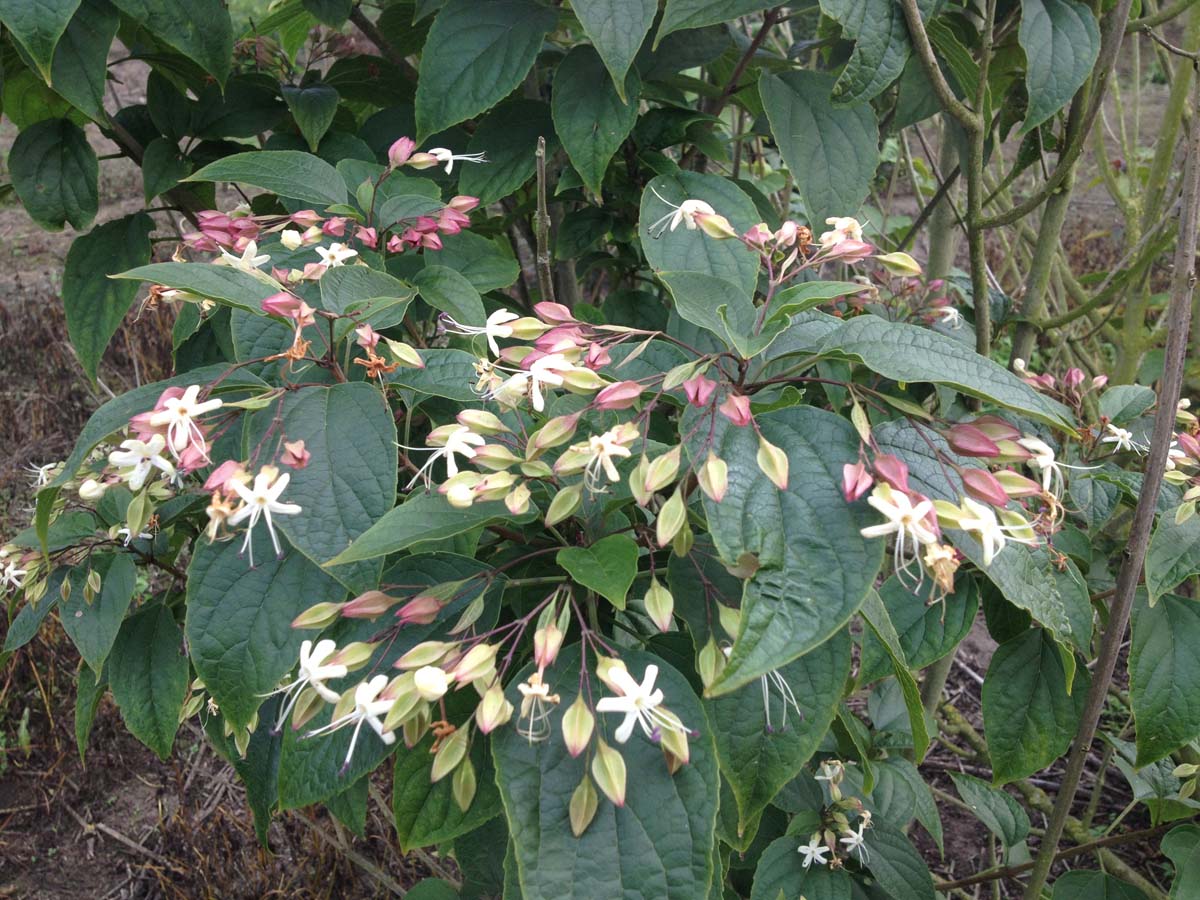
[
  {"xmin": 1092, "ymin": 375, "xmax": 1109, "ymax": 389},
  {"xmin": 1177, "ymin": 432, "xmax": 1200, "ymax": 460},
  {"xmin": 595, "ymin": 380, "xmax": 643, "ymax": 410},
  {"xmin": 947, "ymin": 423, "xmax": 1001, "ymax": 458},
  {"xmin": 355, "ymin": 323, "xmax": 381, "ymax": 351},
  {"xmin": 972, "ymin": 415, "xmax": 1022, "ymax": 442},
  {"xmin": 343, "ymin": 590, "xmax": 401, "ymax": 618},
  {"xmin": 355, "ymin": 225, "xmax": 378, "ymax": 248},
  {"xmin": 842, "ymin": 462, "xmax": 874, "ymax": 502},
  {"xmin": 961, "ymin": 468, "xmax": 1010, "ymax": 507},
  {"xmin": 742, "ymin": 223, "xmax": 772, "ymax": 247},
  {"xmin": 387, "ymin": 136, "xmax": 415, "ymax": 168},
  {"xmin": 1063, "ymin": 368, "xmax": 1085, "ymax": 391},
  {"xmin": 261, "ymin": 291, "xmax": 302, "ymax": 318},
  {"xmin": 177, "ymin": 440, "xmax": 210, "ymax": 474},
  {"xmin": 823, "ymin": 239, "xmax": 874, "ymax": 263},
  {"xmin": 300, "ymin": 262, "xmax": 326, "ymax": 281},
  {"xmin": 534, "ymin": 302, "xmax": 575, "ymax": 324},
  {"xmin": 683, "ymin": 374, "xmax": 717, "ymax": 408},
  {"xmin": 534, "ymin": 623, "xmax": 564, "ymax": 669},
  {"xmin": 873, "ymin": 454, "xmax": 910, "ymax": 492},
  {"xmin": 437, "ymin": 207, "xmax": 470, "ymax": 235},
  {"xmin": 290, "ymin": 209, "xmax": 324, "ymax": 227},
  {"xmin": 447, "ymin": 195, "xmax": 479, "ymax": 213},
  {"xmin": 322, "ymin": 216, "xmax": 347, "ymax": 237},
  {"xmin": 397, "ymin": 593, "xmax": 442, "ymax": 626},
  {"xmin": 584, "ymin": 343, "xmax": 611, "ymax": 369},
  {"xmin": 718, "ymin": 393, "xmax": 752, "ymax": 426},
  {"xmin": 204, "ymin": 459, "xmax": 244, "ymax": 492},
  {"xmin": 386, "ymin": 234, "xmax": 405, "ymax": 253},
  {"xmin": 281, "ymin": 439, "xmax": 311, "ymax": 469}
]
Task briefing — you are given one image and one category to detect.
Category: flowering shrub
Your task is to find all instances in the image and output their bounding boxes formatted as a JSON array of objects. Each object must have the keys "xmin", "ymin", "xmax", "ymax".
[{"xmin": 3, "ymin": 1, "xmax": 1200, "ymax": 897}]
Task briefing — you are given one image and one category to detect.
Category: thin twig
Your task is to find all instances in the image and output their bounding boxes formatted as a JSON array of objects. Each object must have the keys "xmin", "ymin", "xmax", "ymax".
[{"xmin": 534, "ymin": 136, "xmax": 556, "ymax": 305}]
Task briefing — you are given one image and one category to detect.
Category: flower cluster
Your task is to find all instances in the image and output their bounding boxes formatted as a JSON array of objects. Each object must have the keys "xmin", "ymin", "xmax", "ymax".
[{"xmin": 797, "ymin": 760, "xmax": 874, "ymax": 869}]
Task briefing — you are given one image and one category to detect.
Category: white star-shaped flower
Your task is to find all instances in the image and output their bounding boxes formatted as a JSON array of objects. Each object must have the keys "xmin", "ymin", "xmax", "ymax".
[
  {"xmin": 227, "ymin": 468, "xmax": 303, "ymax": 566},
  {"xmin": 108, "ymin": 434, "xmax": 176, "ymax": 490},
  {"xmin": 797, "ymin": 835, "xmax": 829, "ymax": 868},
  {"xmin": 315, "ymin": 242, "xmax": 358, "ymax": 268},
  {"xmin": 219, "ymin": 240, "xmax": 270, "ymax": 271},
  {"xmin": 595, "ymin": 663, "xmax": 689, "ymax": 744},
  {"xmin": 148, "ymin": 384, "xmax": 223, "ymax": 459}
]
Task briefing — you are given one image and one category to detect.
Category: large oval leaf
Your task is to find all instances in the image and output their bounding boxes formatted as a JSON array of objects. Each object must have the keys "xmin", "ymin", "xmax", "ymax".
[
  {"xmin": 492, "ymin": 648, "xmax": 719, "ymax": 900},
  {"xmin": 107, "ymin": 603, "xmax": 189, "ymax": 760},
  {"xmin": 552, "ymin": 46, "xmax": 639, "ymax": 197},
  {"xmin": 1130, "ymin": 593, "xmax": 1200, "ymax": 766},
  {"xmin": 690, "ymin": 406, "xmax": 882, "ymax": 694},
  {"xmin": 750, "ymin": 835, "xmax": 852, "ymax": 899},
  {"xmin": 571, "ymin": 0, "xmax": 654, "ymax": 100},
  {"xmin": 246, "ymin": 383, "xmax": 397, "ymax": 591},
  {"xmin": 185, "ymin": 532, "xmax": 347, "ymax": 729},
  {"xmin": 708, "ymin": 629, "xmax": 850, "ymax": 835},
  {"xmin": 10, "ymin": 117, "xmax": 98, "ymax": 231},
  {"xmin": 1018, "ymin": 0, "xmax": 1100, "ymax": 132}
]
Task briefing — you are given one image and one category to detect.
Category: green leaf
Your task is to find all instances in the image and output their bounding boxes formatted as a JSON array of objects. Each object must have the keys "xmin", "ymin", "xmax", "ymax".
[
  {"xmin": 283, "ymin": 83, "xmax": 340, "ymax": 152},
  {"xmin": 59, "ymin": 553, "xmax": 136, "ymax": 675},
  {"xmin": 1147, "ymin": 514, "xmax": 1200, "ymax": 606},
  {"xmin": 392, "ymin": 733, "xmax": 502, "ymax": 851},
  {"xmin": 949, "ymin": 771, "xmax": 1030, "ymax": 848},
  {"xmin": 459, "ymin": 99, "xmax": 555, "ymax": 205},
  {"xmin": 1099, "ymin": 384, "xmax": 1156, "ymax": 425},
  {"xmin": 819, "ymin": 315, "xmax": 1073, "ymax": 428},
  {"xmin": 142, "ymin": 136, "xmax": 192, "ymax": 202},
  {"xmin": 820, "ymin": 0, "xmax": 926, "ymax": 105},
  {"xmin": 325, "ymin": 776, "xmax": 368, "ymax": 836},
  {"xmin": 640, "ymin": 172, "xmax": 761, "ymax": 297},
  {"xmin": 406, "ymin": 880, "xmax": 461, "ymax": 900},
  {"xmin": 860, "ymin": 756, "xmax": 943, "ymax": 852},
  {"xmin": 188, "ymin": 150, "xmax": 349, "ymax": 207},
  {"xmin": 1163, "ymin": 824, "xmax": 1200, "ymax": 900},
  {"xmin": 111, "ymin": 0, "xmax": 233, "ymax": 84},
  {"xmin": 4, "ymin": 585, "xmax": 60, "ymax": 653},
  {"xmin": 1130, "ymin": 593, "xmax": 1200, "ymax": 766},
  {"xmin": 859, "ymin": 575, "xmax": 979, "ymax": 684},
  {"xmin": 982, "ymin": 628, "xmax": 1089, "ymax": 784},
  {"xmin": 656, "ymin": 1, "xmax": 775, "ymax": 45},
  {"xmin": 492, "ymin": 648, "xmax": 719, "ymax": 900},
  {"xmin": 329, "ymin": 494, "xmax": 530, "ymax": 566},
  {"xmin": 692, "ymin": 406, "xmax": 882, "ymax": 694},
  {"xmin": 3, "ymin": 66, "xmax": 79, "ymax": 128},
  {"xmin": 0, "ymin": 0, "xmax": 81, "ymax": 80},
  {"xmin": 63, "ymin": 213, "xmax": 155, "ymax": 380},
  {"xmin": 556, "ymin": 534, "xmax": 639, "ymax": 610},
  {"xmin": 246, "ymin": 384, "xmax": 397, "ymax": 591},
  {"xmin": 74, "ymin": 662, "xmax": 106, "ymax": 762},
  {"xmin": 429, "ymin": 229, "xmax": 520, "ymax": 292},
  {"xmin": 766, "ymin": 281, "xmax": 863, "ymax": 322},
  {"xmin": 185, "ymin": 532, "xmax": 347, "ymax": 729},
  {"xmin": 658, "ymin": 271, "xmax": 758, "ymax": 352},
  {"xmin": 107, "ymin": 603, "xmax": 189, "ymax": 760},
  {"xmin": 759, "ymin": 70, "xmax": 878, "ymax": 228},
  {"xmin": 1018, "ymin": 0, "xmax": 1100, "ymax": 132},
  {"xmin": 386, "ymin": 348, "xmax": 480, "ymax": 403},
  {"xmin": 708, "ymin": 630, "xmax": 850, "ymax": 837},
  {"xmin": 413, "ymin": 264, "xmax": 486, "ymax": 326},
  {"xmin": 1051, "ymin": 870, "xmax": 1149, "ymax": 900},
  {"xmin": 862, "ymin": 821, "xmax": 936, "ymax": 900},
  {"xmin": 302, "ymin": 0, "xmax": 350, "ymax": 27},
  {"xmin": 572, "ymin": 0, "xmax": 654, "ymax": 100},
  {"xmin": 859, "ymin": 591, "xmax": 930, "ymax": 762},
  {"xmin": 414, "ymin": 0, "xmax": 559, "ymax": 138},
  {"xmin": 750, "ymin": 835, "xmax": 852, "ymax": 899},
  {"xmin": 115, "ymin": 262, "xmax": 280, "ymax": 314},
  {"xmin": 319, "ymin": 265, "xmax": 415, "ymax": 338},
  {"xmin": 552, "ymin": 46, "xmax": 639, "ymax": 197},
  {"xmin": 10, "ymin": 118, "xmax": 98, "ymax": 231},
  {"xmin": 48, "ymin": 0, "xmax": 119, "ymax": 121},
  {"xmin": 203, "ymin": 697, "xmax": 283, "ymax": 845}
]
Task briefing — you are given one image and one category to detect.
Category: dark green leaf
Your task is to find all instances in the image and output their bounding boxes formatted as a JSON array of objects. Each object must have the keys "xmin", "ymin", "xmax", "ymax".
[
  {"xmin": 406, "ymin": 880, "xmax": 461, "ymax": 900},
  {"xmin": 759, "ymin": 70, "xmax": 878, "ymax": 228},
  {"xmin": 1051, "ymin": 870, "xmax": 1149, "ymax": 900},
  {"xmin": 59, "ymin": 553, "xmax": 136, "ymax": 675},
  {"xmin": 552, "ymin": 46, "xmax": 639, "ymax": 196},
  {"xmin": 392, "ymin": 733, "xmax": 502, "ymax": 851},
  {"xmin": 246, "ymin": 384, "xmax": 397, "ymax": 591},
  {"xmin": 749, "ymin": 835, "xmax": 852, "ymax": 899},
  {"xmin": 557, "ymin": 534, "xmax": 639, "ymax": 610},
  {"xmin": 326, "ymin": 776, "xmax": 368, "ymax": 836},
  {"xmin": 572, "ymin": 0, "xmax": 654, "ymax": 100},
  {"xmin": 1018, "ymin": 0, "xmax": 1100, "ymax": 132},
  {"xmin": 982, "ymin": 628, "xmax": 1089, "ymax": 784},
  {"xmin": 203, "ymin": 697, "xmax": 283, "ymax": 845},
  {"xmin": 862, "ymin": 820, "xmax": 936, "ymax": 900},
  {"xmin": 640, "ymin": 172, "xmax": 762, "ymax": 298},
  {"xmin": 283, "ymin": 83, "xmax": 340, "ymax": 151},
  {"xmin": 428, "ymin": 229, "xmax": 520, "ymax": 292},
  {"xmin": 1099, "ymin": 384, "xmax": 1156, "ymax": 425},
  {"xmin": 10, "ymin": 118, "xmax": 98, "ymax": 231},
  {"xmin": 188, "ymin": 150, "xmax": 349, "ymax": 207},
  {"xmin": 142, "ymin": 137, "xmax": 192, "ymax": 202},
  {"xmin": 302, "ymin": 0, "xmax": 351, "ymax": 26},
  {"xmin": 107, "ymin": 603, "xmax": 189, "ymax": 759},
  {"xmin": 111, "ymin": 0, "xmax": 233, "ymax": 84},
  {"xmin": 859, "ymin": 575, "xmax": 978, "ymax": 684},
  {"xmin": 1146, "ymin": 514, "xmax": 1200, "ymax": 606},
  {"xmin": 74, "ymin": 662, "xmax": 106, "ymax": 762},
  {"xmin": 185, "ymin": 532, "xmax": 347, "ymax": 729},
  {"xmin": 1162, "ymin": 824, "xmax": 1200, "ymax": 900},
  {"xmin": 414, "ymin": 0, "xmax": 558, "ymax": 138},
  {"xmin": 820, "ymin": 0, "xmax": 921, "ymax": 105},
  {"xmin": 0, "ymin": 0, "xmax": 81, "ymax": 79},
  {"xmin": 492, "ymin": 648, "xmax": 719, "ymax": 900},
  {"xmin": 708, "ymin": 630, "xmax": 850, "ymax": 836},
  {"xmin": 413, "ymin": 265, "xmax": 486, "ymax": 326},
  {"xmin": 387, "ymin": 348, "xmax": 480, "ymax": 403},
  {"xmin": 1130, "ymin": 593, "xmax": 1200, "ymax": 766},
  {"xmin": 63, "ymin": 213, "xmax": 155, "ymax": 380},
  {"xmin": 819, "ymin": 315, "xmax": 1073, "ymax": 428},
  {"xmin": 692, "ymin": 406, "xmax": 882, "ymax": 694},
  {"xmin": 859, "ymin": 591, "xmax": 930, "ymax": 761},
  {"xmin": 656, "ymin": 1, "xmax": 775, "ymax": 44},
  {"xmin": 49, "ymin": 0, "xmax": 119, "ymax": 121},
  {"xmin": 115, "ymin": 262, "xmax": 279, "ymax": 314},
  {"xmin": 949, "ymin": 771, "xmax": 1030, "ymax": 848},
  {"xmin": 459, "ymin": 99, "xmax": 555, "ymax": 205}
]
